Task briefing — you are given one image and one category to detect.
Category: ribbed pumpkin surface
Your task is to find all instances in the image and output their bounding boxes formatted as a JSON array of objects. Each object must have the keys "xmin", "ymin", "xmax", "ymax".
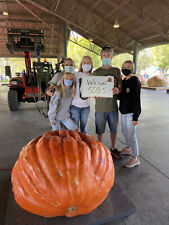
[{"xmin": 11, "ymin": 130, "xmax": 115, "ymax": 217}]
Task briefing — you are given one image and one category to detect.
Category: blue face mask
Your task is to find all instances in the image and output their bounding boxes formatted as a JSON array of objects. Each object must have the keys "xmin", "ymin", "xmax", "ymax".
[
  {"xmin": 64, "ymin": 66, "xmax": 74, "ymax": 73},
  {"xmin": 64, "ymin": 79, "xmax": 73, "ymax": 87},
  {"xmin": 102, "ymin": 58, "xmax": 112, "ymax": 66}
]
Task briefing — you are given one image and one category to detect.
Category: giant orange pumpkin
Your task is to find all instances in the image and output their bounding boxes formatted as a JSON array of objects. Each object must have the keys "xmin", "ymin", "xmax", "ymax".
[
  {"xmin": 147, "ymin": 75, "xmax": 169, "ymax": 87},
  {"xmin": 11, "ymin": 130, "xmax": 115, "ymax": 218}
]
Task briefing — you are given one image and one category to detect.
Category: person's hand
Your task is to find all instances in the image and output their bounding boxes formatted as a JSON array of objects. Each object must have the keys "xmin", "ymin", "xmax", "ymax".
[
  {"xmin": 113, "ymin": 87, "xmax": 120, "ymax": 95},
  {"xmin": 132, "ymin": 121, "xmax": 138, "ymax": 126},
  {"xmin": 51, "ymin": 121, "xmax": 56, "ymax": 125},
  {"xmin": 46, "ymin": 87, "xmax": 55, "ymax": 96}
]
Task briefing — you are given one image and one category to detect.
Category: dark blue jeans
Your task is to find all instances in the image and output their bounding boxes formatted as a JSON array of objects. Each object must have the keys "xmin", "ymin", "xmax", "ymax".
[{"xmin": 70, "ymin": 105, "xmax": 90, "ymax": 133}]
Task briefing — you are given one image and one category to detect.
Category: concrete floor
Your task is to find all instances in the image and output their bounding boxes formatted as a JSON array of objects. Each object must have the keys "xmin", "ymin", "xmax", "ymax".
[{"xmin": 0, "ymin": 85, "xmax": 169, "ymax": 225}]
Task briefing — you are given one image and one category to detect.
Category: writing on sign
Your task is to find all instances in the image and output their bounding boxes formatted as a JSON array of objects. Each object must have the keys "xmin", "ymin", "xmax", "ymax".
[{"xmin": 81, "ymin": 76, "xmax": 114, "ymax": 98}]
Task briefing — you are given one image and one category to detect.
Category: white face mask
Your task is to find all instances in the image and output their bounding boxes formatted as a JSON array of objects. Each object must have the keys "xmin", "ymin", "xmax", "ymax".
[{"xmin": 82, "ymin": 64, "xmax": 92, "ymax": 72}]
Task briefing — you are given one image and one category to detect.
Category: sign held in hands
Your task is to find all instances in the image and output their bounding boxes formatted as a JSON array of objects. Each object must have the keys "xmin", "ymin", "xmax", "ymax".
[{"xmin": 81, "ymin": 76, "xmax": 114, "ymax": 98}]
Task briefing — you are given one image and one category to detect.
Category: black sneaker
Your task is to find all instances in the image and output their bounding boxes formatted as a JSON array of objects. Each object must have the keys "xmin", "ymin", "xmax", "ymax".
[{"xmin": 110, "ymin": 148, "xmax": 122, "ymax": 159}]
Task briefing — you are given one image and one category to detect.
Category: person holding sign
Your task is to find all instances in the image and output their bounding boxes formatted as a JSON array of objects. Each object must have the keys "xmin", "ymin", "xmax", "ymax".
[
  {"xmin": 93, "ymin": 47, "xmax": 122, "ymax": 159},
  {"xmin": 70, "ymin": 56, "xmax": 93, "ymax": 133},
  {"xmin": 118, "ymin": 60, "xmax": 141, "ymax": 168}
]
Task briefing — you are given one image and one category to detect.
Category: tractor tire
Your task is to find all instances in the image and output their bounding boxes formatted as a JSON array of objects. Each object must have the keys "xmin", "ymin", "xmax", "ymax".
[{"xmin": 8, "ymin": 90, "xmax": 20, "ymax": 111}]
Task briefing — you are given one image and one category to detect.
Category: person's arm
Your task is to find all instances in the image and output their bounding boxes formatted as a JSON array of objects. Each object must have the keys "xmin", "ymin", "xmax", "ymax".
[
  {"xmin": 116, "ymin": 83, "xmax": 123, "ymax": 100},
  {"xmin": 113, "ymin": 85, "xmax": 122, "ymax": 95},
  {"xmin": 46, "ymin": 72, "xmax": 62, "ymax": 96},
  {"xmin": 48, "ymin": 91, "xmax": 60, "ymax": 124},
  {"xmin": 113, "ymin": 68, "xmax": 122, "ymax": 95},
  {"xmin": 132, "ymin": 77, "xmax": 141, "ymax": 125},
  {"xmin": 46, "ymin": 83, "xmax": 56, "ymax": 96},
  {"xmin": 50, "ymin": 72, "xmax": 62, "ymax": 85},
  {"xmin": 92, "ymin": 69, "xmax": 98, "ymax": 76}
]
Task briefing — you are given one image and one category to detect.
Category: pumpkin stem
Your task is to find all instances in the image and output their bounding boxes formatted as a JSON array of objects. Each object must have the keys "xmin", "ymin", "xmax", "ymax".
[{"xmin": 68, "ymin": 207, "xmax": 76, "ymax": 213}]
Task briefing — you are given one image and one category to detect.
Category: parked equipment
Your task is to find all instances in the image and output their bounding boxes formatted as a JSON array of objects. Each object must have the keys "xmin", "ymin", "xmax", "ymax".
[{"xmin": 6, "ymin": 29, "xmax": 54, "ymax": 112}]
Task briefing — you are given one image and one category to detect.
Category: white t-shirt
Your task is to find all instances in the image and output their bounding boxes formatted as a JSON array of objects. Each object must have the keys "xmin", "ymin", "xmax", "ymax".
[{"xmin": 72, "ymin": 72, "xmax": 90, "ymax": 108}]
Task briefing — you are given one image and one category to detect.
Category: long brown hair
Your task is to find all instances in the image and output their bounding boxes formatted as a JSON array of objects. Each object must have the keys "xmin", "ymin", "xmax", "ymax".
[
  {"xmin": 56, "ymin": 73, "xmax": 76, "ymax": 97},
  {"xmin": 78, "ymin": 56, "xmax": 93, "ymax": 73}
]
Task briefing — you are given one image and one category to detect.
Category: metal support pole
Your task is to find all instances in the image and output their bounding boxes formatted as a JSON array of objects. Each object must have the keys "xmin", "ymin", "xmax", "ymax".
[
  {"xmin": 133, "ymin": 40, "xmax": 139, "ymax": 74},
  {"xmin": 63, "ymin": 23, "xmax": 68, "ymax": 58}
]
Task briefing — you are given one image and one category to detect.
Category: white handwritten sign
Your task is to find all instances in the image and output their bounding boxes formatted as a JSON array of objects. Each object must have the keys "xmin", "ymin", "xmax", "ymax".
[{"xmin": 81, "ymin": 76, "xmax": 114, "ymax": 98}]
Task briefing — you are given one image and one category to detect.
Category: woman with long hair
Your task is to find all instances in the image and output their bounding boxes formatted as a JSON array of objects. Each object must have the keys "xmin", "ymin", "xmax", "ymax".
[{"xmin": 70, "ymin": 56, "xmax": 93, "ymax": 133}]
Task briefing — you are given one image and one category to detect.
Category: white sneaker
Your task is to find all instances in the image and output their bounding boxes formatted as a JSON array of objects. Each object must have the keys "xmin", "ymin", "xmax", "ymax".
[
  {"xmin": 120, "ymin": 146, "xmax": 132, "ymax": 155},
  {"xmin": 124, "ymin": 157, "xmax": 140, "ymax": 168}
]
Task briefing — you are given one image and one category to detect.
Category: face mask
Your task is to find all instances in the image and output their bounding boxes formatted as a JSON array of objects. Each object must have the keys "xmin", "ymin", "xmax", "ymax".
[
  {"xmin": 122, "ymin": 69, "xmax": 132, "ymax": 76},
  {"xmin": 102, "ymin": 58, "xmax": 112, "ymax": 66},
  {"xmin": 64, "ymin": 66, "xmax": 74, "ymax": 73},
  {"xmin": 82, "ymin": 64, "xmax": 92, "ymax": 72},
  {"xmin": 64, "ymin": 79, "xmax": 73, "ymax": 87}
]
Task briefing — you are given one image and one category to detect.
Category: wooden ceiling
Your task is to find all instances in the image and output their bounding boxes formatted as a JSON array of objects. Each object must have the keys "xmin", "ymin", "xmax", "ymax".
[{"xmin": 0, "ymin": 0, "xmax": 169, "ymax": 58}]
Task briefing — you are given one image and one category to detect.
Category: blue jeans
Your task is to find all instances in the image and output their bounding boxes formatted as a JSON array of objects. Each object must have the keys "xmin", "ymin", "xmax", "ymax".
[
  {"xmin": 95, "ymin": 111, "xmax": 118, "ymax": 134},
  {"xmin": 121, "ymin": 113, "xmax": 139, "ymax": 156},
  {"xmin": 70, "ymin": 105, "xmax": 90, "ymax": 133},
  {"xmin": 51, "ymin": 118, "xmax": 78, "ymax": 131}
]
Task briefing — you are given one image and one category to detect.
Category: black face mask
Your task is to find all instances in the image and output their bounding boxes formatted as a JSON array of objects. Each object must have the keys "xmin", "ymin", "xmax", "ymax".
[{"xmin": 122, "ymin": 69, "xmax": 132, "ymax": 76}]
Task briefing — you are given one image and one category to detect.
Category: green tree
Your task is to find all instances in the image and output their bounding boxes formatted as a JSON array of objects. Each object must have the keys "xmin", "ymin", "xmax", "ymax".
[
  {"xmin": 137, "ymin": 49, "xmax": 153, "ymax": 73},
  {"xmin": 112, "ymin": 53, "xmax": 132, "ymax": 69},
  {"xmin": 151, "ymin": 44, "xmax": 169, "ymax": 74},
  {"xmin": 67, "ymin": 32, "xmax": 101, "ymax": 70}
]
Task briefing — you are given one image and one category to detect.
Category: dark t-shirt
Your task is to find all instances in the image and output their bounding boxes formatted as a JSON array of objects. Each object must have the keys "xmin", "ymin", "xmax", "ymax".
[
  {"xmin": 92, "ymin": 66, "xmax": 121, "ymax": 112},
  {"xmin": 118, "ymin": 76, "xmax": 141, "ymax": 121}
]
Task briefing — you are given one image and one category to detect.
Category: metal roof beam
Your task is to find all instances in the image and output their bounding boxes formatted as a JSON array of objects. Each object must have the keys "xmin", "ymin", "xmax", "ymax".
[
  {"xmin": 15, "ymin": 0, "xmax": 62, "ymax": 41},
  {"xmin": 15, "ymin": 0, "xmax": 44, "ymax": 23},
  {"xmin": 66, "ymin": 2, "xmax": 77, "ymax": 19},
  {"xmin": 82, "ymin": 0, "xmax": 102, "ymax": 26},
  {"xmin": 95, "ymin": 0, "xmax": 161, "ymax": 37},
  {"xmin": 104, "ymin": 0, "xmax": 169, "ymax": 41},
  {"xmin": 139, "ymin": 34, "xmax": 161, "ymax": 42},
  {"xmin": 73, "ymin": 0, "xmax": 135, "ymax": 44},
  {"xmin": 51, "ymin": 0, "xmax": 61, "ymax": 12},
  {"xmin": 69, "ymin": 39, "xmax": 100, "ymax": 55},
  {"xmin": 0, "ymin": 18, "xmax": 42, "ymax": 23},
  {"xmin": 23, "ymin": 0, "xmax": 131, "ymax": 53}
]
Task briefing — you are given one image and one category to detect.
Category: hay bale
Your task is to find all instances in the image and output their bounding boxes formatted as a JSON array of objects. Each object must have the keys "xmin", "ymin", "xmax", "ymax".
[{"xmin": 147, "ymin": 76, "xmax": 169, "ymax": 87}]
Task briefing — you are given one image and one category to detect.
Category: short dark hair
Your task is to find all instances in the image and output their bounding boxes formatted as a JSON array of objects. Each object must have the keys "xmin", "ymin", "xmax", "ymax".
[
  {"xmin": 102, "ymin": 46, "xmax": 112, "ymax": 51},
  {"xmin": 100, "ymin": 46, "xmax": 114, "ymax": 56}
]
